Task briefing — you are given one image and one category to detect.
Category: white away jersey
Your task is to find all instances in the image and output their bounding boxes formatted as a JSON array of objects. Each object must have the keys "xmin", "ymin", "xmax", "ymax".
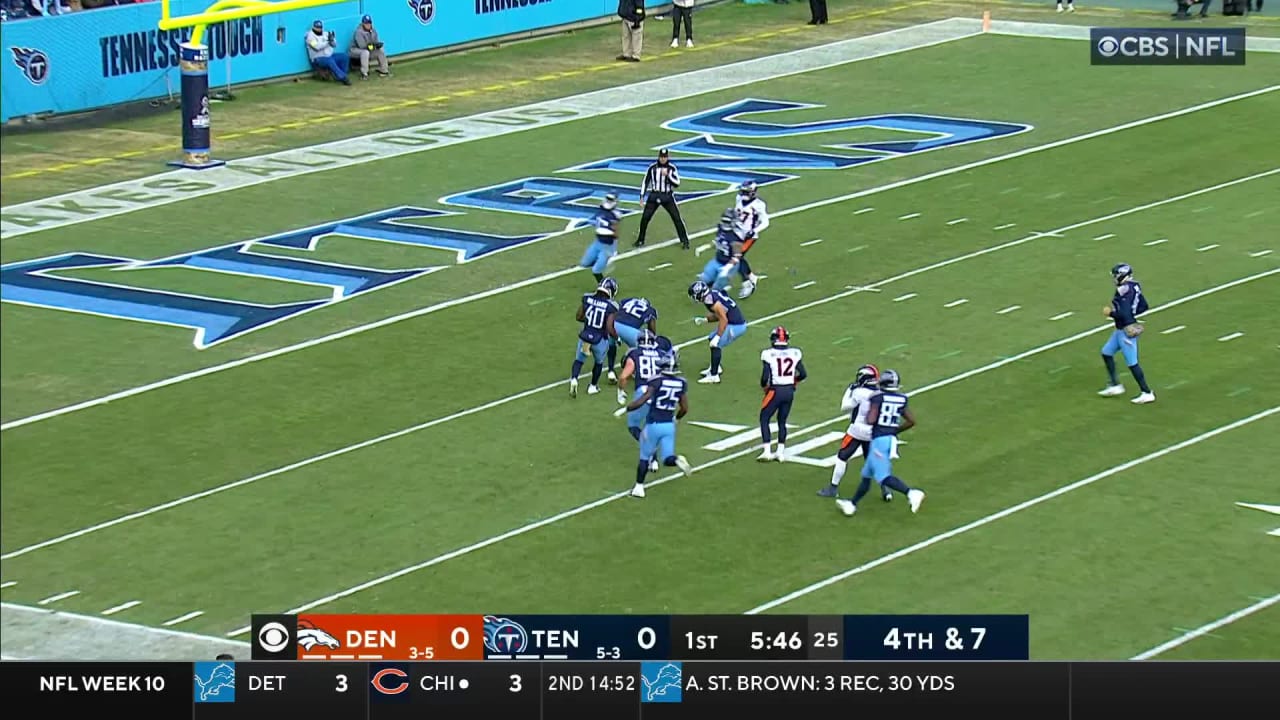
[
  {"xmin": 761, "ymin": 346, "xmax": 803, "ymax": 386},
  {"xmin": 841, "ymin": 386, "xmax": 877, "ymax": 441},
  {"xmin": 733, "ymin": 196, "xmax": 769, "ymax": 240}
]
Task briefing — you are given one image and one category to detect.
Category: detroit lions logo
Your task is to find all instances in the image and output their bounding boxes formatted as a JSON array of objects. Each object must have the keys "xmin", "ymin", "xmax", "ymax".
[
  {"xmin": 408, "ymin": 0, "xmax": 435, "ymax": 24},
  {"xmin": 11, "ymin": 47, "xmax": 50, "ymax": 86},
  {"xmin": 483, "ymin": 615, "xmax": 529, "ymax": 654},
  {"xmin": 296, "ymin": 620, "xmax": 341, "ymax": 651}
]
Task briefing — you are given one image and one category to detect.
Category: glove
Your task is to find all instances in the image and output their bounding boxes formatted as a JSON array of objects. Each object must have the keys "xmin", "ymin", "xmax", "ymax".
[
  {"xmin": 368, "ymin": 44, "xmax": 375, "ymax": 50},
  {"xmin": 1123, "ymin": 323, "xmax": 1144, "ymax": 338},
  {"xmin": 709, "ymin": 335, "xmax": 721, "ymax": 349},
  {"xmin": 617, "ymin": 389, "xmax": 628, "ymax": 405},
  {"xmin": 613, "ymin": 406, "xmax": 628, "ymax": 418},
  {"xmin": 717, "ymin": 263, "xmax": 733, "ymax": 279},
  {"xmin": 693, "ymin": 316, "xmax": 707, "ymax": 326}
]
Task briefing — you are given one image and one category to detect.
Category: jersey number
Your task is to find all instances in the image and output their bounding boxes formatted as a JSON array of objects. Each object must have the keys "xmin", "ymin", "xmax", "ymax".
[
  {"xmin": 773, "ymin": 356, "xmax": 796, "ymax": 380},
  {"xmin": 584, "ymin": 305, "xmax": 606, "ymax": 330},
  {"xmin": 654, "ymin": 384, "xmax": 681, "ymax": 411},
  {"xmin": 622, "ymin": 298, "xmax": 649, "ymax": 318},
  {"xmin": 637, "ymin": 355, "xmax": 658, "ymax": 380},
  {"xmin": 877, "ymin": 398, "xmax": 906, "ymax": 428}
]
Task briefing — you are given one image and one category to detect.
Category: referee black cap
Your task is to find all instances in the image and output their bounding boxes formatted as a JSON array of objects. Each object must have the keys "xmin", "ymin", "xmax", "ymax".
[{"xmin": 658, "ymin": 148, "xmax": 669, "ymax": 157}]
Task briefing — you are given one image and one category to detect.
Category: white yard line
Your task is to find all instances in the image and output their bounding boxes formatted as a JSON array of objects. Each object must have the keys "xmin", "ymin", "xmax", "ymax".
[
  {"xmin": 4, "ymin": 96, "xmax": 1276, "ymax": 433},
  {"xmin": 747, "ymin": 408, "xmax": 1279, "ymax": 614},
  {"xmin": 161, "ymin": 610, "xmax": 205, "ymax": 627},
  {"xmin": 9, "ymin": 174, "xmax": 1277, "ymax": 563},
  {"xmin": 221, "ymin": 268, "xmax": 1278, "ymax": 632},
  {"xmin": 0, "ymin": 19, "xmax": 982, "ymax": 239},
  {"xmin": 1131, "ymin": 593, "xmax": 1280, "ymax": 660},
  {"xmin": 101, "ymin": 600, "xmax": 142, "ymax": 616}
]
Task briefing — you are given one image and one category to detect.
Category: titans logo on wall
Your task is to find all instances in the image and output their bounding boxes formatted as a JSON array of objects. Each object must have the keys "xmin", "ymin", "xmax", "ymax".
[
  {"xmin": 11, "ymin": 46, "xmax": 50, "ymax": 85},
  {"xmin": 0, "ymin": 99, "xmax": 1030, "ymax": 348},
  {"xmin": 409, "ymin": 0, "xmax": 435, "ymax": 25}
]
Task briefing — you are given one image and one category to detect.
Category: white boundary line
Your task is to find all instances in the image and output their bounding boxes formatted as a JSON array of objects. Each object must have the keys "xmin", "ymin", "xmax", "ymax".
[
  {"xmin": 8, "ymin": 171, "xmax": 1276, "ymax": 564},
  {"xmin": 1131, "ymin": 593, "xmax": 1280, "ymax": 660},
  {"xmin": 747, "ymin": 408, "xmax": 1280, "ymax": 614},
  {"xmin": 1, "ymin": 601, "xmax": 250, "ymax": 648},
  {"xmin": 219, "ymin": 268, "xmax": 1279, "ymax": 634},
  {"xmin": 4, "ymin": 90, "xmax": 1276, "ymax": 432}
]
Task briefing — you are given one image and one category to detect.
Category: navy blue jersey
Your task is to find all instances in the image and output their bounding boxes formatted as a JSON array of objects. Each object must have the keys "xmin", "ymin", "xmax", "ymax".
[
  {"xmin": 1111, "ymin": 280, "xmax": 1149, "ymax": 328},
  {"xmin": 579, "ymin": 293, "xmax": 617, "ymax": 344},
  {"xmin": 617, "ymin": 297, "xmax": 658, "ymax": 329},
  {"xmin": 869, "ymin": 391, "xmax": 909, "ymax": 438},
  {"xmin": 643, "ymin": 375, "xmax": 687, "ymax": 424},
  {"xmin": 627, "ymin": 348, "xmax": 664, "ymax": 384},
  {"xmin": 712, "ymin": 226, "xmax": 736, "ymax": 264},
  {"xmin": 592, "ymin": 207, "xmax": 622, "ymax": 245},
  {"xmin": 704, "ymin": 289, "xmax": 746, "ymax": 325}
]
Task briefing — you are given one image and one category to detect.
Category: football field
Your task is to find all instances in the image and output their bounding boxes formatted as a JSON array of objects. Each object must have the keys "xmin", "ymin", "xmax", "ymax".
[{"xmin": 2, "ymin": 15, "xmax": 1278, "ymax": 661}]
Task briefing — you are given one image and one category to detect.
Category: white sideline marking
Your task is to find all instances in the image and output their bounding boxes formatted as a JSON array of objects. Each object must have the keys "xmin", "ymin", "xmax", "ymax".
[
  {"xmin": 793, "ymin": 281, "xmax": 817, "ymax": 290},
  {"xmin": 946, "ymin": 218, "xmax": 968, "ymax": 225},
  {"xmin": 1250, "ymin": 250, "xmax": 1273, "ymax": 258},
  {"xmin": 11, "ymin": 175, "xmax": 1278, "ymax": 562},
  {"xmin": 1131, "ymin": 593, "xmax": 1280, "ymax": 660},
  {"xmin": 225, "ymin": 269, "xmax": 1280, "ymax": 630},
  {"xmin": 943, "ymin": 298, "xmax": 968, "ymax": 308},
  {"xmin": 1197, "ymin": 244, "xmax": 1220, "ymax": 252},
  {"xmin": 800, "ymin": 238, "xmax": 824, "ymax": 247},
  {"xmin": 894, "ymin": 293, "xmax": 918, "ymax": 302},
  {"xmin": 162, "ymin": 611, "xmax": 204, "ymax": 627},
  {"xmin": 997, "ymin": 305, "xmax": 1020, "ymax": 315},
  {"xmin": 1161, "ymin": 325, "xmax": 1186, "ymax": 335},
  {"xmin": 1050, "ymin": 312, "xmax": 1074, "ymax": 321},
  {"xmin": 0, "ymin": 581, "xmax": 16, "ymax": 589},
  {"xmin": 37, "ymin": 591, "xmax": 79, "ymax": 605},
  {"xmin": 848, "ymin": 245, "xmax": 867, "ymax": 253},
  {"xmin": 748, "ymin": 407, "xmax": 1280, "ymax": 614},
  {"xmin": 649, "ymin": 262, "xmax": 673, "ymax": 271},
  {"xmin": 2, "ymin": 601, "xmax": 250, "ymax": 648},
  {"xmin": 6, "ymin": 97, "xmax": 1277, "ymax": 432},
  {"xmin": 898, "ymin": 212, "xmax": 921, "ymax": 220},
  {"xmin": 101, "ymin": 600, "xmax": 142, "ymax": 616},
  {"xmin": 1094, "ymin": 233, "xmax": 1116, "ymax": 241},
  {"xmin": 1218, "ymin": 332, "xmax": 1244, "ymax": 342},
  {"xmin": 994, "ymin": 223, "xmax": 1017, "ymax": 230},
  {"xmin": 854, "ymin": 208, "xmax": 875, "ymax": 215},
  {"xmin": 1145, "ymin": 238, "xmax": 1169, "ymax": 247},
  {"xmin": 1, "ymin": 19, "xmax": 982, "ymax": 239},
  {"xmin": 694, "ymin": 243, "xmax": 712, "ymax": 256},
  {"xmin": 526, "ymin": 296, "xmax": 555, "ymax": 306}
]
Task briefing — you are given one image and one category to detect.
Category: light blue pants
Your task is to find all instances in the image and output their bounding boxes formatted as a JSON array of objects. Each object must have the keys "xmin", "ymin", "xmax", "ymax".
[
  {"xmin": 575, "ymin": 338, "xmax": 608, "ymax": 364},
  {"xmin": 1101, "ymin": 329, "xmax": 1139, "ymax": 366},
  {"xmin": 860, "ymin": 435, "xmax": 895, "ymax": 482},
  {"xmin": 640, "ymin": 422, "xmax": 676, "ymax": 462},
  {"xmin": 627, "ymin": 387, "xmax": 649, "ymax": 430},
  {"xmin": 708, "ymin": 323, "xmax": 748, "ymax": 348},
  {"xmin": 699, "ymin": 258, "xmax": 732, "ymax": 290},
  {"xmin": 580, "ymin": 240, "xmax": 617, "ymax": 274},
  {"xmin": 616, "ymin": 323, "xmax": 642, "ymax": 349}
]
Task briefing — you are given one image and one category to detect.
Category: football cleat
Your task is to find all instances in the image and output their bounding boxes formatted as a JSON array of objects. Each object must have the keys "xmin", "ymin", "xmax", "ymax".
[
  {"xmin": 776, "ymin": 444, "xmax": 786, "ymax": 462},
  {"xmin": 882, "ymin": 490, "xmax": 893, "ymax": 503},
  {"xmin": 738, "ymin": 280, "xmax": 756, "ymax": 299},
  {"xmin": 631, "ymin": 483, "xmax": 646, "ymax": 498},
  {"xmin": 587, "ymin": 384, "xmax": 600, "ymax": 395},
  {"xmin": 1098, "ymin": 384, "xmax": 1125, "ymax": 397},
  {"xmin": 569, "ymin": 378, "xmax": 579, "ymax": 397},
  {"xmin": 670, "ymin": 38, "xmax": 679, "ymax": 48},
  {"xmin": 698, "ymin": 374, "xmax": 721, "ymax": 384},
  {"xmin": 1131, "ymin": 392, "xmax": 1156, "ymax": 404},
  {"xmin": 817, "ymin": 485, "xmax": 839, "ymax": 498},
  {"xmin": 675, "ymin": 456, "xmax": 694, "ymax": 476},
  {"xmin": 836, "ymin": 499, "xmax": 856, "ymax": 517},
  {"xmin": 907, "ymin": 489, "xmax": 926, "ymax": 514},
  {"xmin": 607, "ymin": 370, "xmax": 618, "ymax": 384},
  {"xmin": 756, "ymin": 450, "xmax": 774, "ymax": 462},
  {"xmin": 648, "ymin": 459, "xmax": 659, "ymax": 472}
]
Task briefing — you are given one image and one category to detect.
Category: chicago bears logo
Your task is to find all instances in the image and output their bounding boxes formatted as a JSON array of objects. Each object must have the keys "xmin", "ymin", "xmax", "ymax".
[
  {"xmin": 408, "ymin": 0, "xmax": 435, "ymax": 24},
  {"xmin": 11, "ymin": 47, "xmax": 50, "ymax": 86},
  {"xmin": 482, "ymin": 615, "xmax": 529, "ymax": 654}
]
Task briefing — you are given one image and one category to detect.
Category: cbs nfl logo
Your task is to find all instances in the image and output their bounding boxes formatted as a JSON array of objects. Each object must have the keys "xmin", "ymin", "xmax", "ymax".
[{"xmin": 1091, "ymin": 28, "xmax": 1246, "ymax": 66}]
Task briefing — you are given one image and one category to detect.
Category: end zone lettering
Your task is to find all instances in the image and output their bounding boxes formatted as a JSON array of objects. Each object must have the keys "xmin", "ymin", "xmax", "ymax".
[
  {"xmin": 476, "ymin": 0, "xmax": 553, "ymax": 14},
  {"xmin": 100, "ymin": 18, "xmax": 265, "ymax": 78}
]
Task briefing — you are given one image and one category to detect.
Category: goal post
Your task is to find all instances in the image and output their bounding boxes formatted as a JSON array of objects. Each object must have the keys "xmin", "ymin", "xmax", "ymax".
[{"xmin": 158, "ymin": 0, "xmax": 347, "ymax": 168}]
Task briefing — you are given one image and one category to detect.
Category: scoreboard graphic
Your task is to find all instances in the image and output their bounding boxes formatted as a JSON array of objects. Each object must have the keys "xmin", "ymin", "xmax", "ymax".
[{"xmin": 2, "ymin": 614, "xmax": 1273, "ymax": 719}]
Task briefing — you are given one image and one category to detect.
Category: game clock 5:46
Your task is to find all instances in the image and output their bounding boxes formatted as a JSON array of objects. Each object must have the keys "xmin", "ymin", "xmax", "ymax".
[{"xmin": 751, "ymin": 631, "xmax": 803, "ymax": 652}]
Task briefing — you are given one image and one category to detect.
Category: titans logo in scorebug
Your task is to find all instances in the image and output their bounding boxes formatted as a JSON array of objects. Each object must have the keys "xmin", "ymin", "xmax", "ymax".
[{"xmin": 483, "ymin": 615, "xmax": 531, "ymax": 655}]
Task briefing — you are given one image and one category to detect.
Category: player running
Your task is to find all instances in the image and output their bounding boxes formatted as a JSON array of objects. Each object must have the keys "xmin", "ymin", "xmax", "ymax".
[
  {"xmin": 569, "ymin": 277, "xmax": 618, "ymax": 398},
  {"xmin": 1098, "ymin": 263, "xmax": 1155, "ymax": 404},
  {"xmin": 688, "ymin": 280, "xmax": 748, "ymax": 384},
  {"xmin": 579, "ymin": 193, "xmax": 623, "ymax": 284},
  {"xmin": 819, "ymin": 364, "xmax": 891, "ymax": 501},
  {"xmin": 698, "ymin": 209, "xmax": 745, "ymax": 293},
  {"xmin": 835, "ymin": 369, "xmax": 926, "ymax": 516},
  {"xmin": 625, "ymin": 351, "xmax": 695, "ymax": 498},
  {"xmin": 614, "ymin": 330, "xmax": 667, "ymax": 472},
  {"xmin": 732, "ymin": 181, "xmax": 769, "ymax": 299},
  {"xmin": 757, "ymin": 326, "xmax": 807, "ymax": 462}
]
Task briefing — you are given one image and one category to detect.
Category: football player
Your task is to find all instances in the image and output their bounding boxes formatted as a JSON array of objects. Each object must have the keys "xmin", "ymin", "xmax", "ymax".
[
  {"xmin": 835, "ymin": 369, "xmax": 926, "ymax": 517},
  {"xmin": 699, "ymin": 209, "xmax": 744, "ymax": 292},
  {"xmin": 688, "ymin": 280, "xmax": 748, "ymax": 384},
  {"xmin": 757, "ymin": 326, "xmax": 807, "ymax": 462},
  {"xmin": 579, "ymin": 193, "xmax": 623, "ymax": 284},
  {"xmin": 569, "ymin": 277, "xmax": 618, "ymax": 398},
  {"xmin": 615, "ymin": 330, "xmax": 667, "ymax": 472},
  {"xmin": 1098, "ymin": 263, "xmax": 1155, "ymax": 404},
  {"xmin": 818, "ymin": 364, "xmax": 890, "ymax": 499},
  {"xmin": 732, "ymin": 181, "xmax": 769, "ymax": 299},
  {"xmin": 625, "ymin": 351, "xmax": 695, "ymax": 498},
  {"xmin": 608, "ymin": 295, "xmax": 659, "ymax": 384}
]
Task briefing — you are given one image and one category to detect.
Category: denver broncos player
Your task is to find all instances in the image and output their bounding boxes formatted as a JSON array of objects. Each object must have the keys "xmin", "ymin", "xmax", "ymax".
[
  {"xmin": 1098, "ymin": 263, "xmax": 1155, "ymax": 404},
  {"xmin": 579, "ymin": 193, "xmax": 623, "ymax": 284},
  {"xmin": 835, "ymin": 369, "xmax": 925, "ymax": 516},
  {"xmin": 688, "ymin": 280, "xmax": 748, "ymax": 384},
  {"xmin": 732, "ymin": 181, "xmax": 769, "ymax": 299},
  {"xmin": 569, "ymin": 277, "xmax": 618, "ymax": 398},
  {"xmin": 818, "ymin": 364, "xmax": 890, "ymax": 500},
  {"xmin": 699, "ymin": 209, "xmax": 744, "ymax": 292},
  {"xmin": 625, "ymin": 351, "xmax": 695, "ymax": 498},
  {"xmin": 614, "ymin": 330, "xmax": 667, "ymax": 472},
  {"xmin": 757, "ymin": 326, "xmax": 807, "ymax": 462}
]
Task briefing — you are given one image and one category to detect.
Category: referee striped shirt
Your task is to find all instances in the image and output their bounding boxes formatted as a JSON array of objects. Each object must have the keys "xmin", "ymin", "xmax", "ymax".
[{"xmin": 642, "ymin": 162, "xmax": 681, "ymax": 195}]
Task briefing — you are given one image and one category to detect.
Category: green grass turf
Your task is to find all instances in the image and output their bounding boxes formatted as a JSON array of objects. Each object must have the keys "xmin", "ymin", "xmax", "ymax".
[{"xmin": 1, "ymin": 27, "xmax": 1277, "ymax": 661}]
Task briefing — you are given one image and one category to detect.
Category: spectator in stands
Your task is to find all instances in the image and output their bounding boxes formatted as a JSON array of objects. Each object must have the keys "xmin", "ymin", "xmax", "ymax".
[
  {"xmin": 617, "ymin": 0, "xmax": 644, "ymax": 62},
  {"xmin": 306, "ymin": 19, "xmax": 351, "ymax": 85},
  {"xmin": 350, "ymin": 14, "xmax": 390, "ymax": 79},
  {"xmin": 671, "ymin": 0, "xmax": 693, "ymax": 48}
]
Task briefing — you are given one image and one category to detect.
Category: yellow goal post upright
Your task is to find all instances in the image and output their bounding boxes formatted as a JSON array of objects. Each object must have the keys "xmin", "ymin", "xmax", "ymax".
[{"xmin": 158, "ymin": 0, "xmax": 346, "ymax": 168}]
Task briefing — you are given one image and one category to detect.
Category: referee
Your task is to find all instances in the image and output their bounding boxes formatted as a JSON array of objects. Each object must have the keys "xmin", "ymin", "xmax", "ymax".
[{"xmin": 633, "ymin": 148, "xmax": 691, "ymax": 249}]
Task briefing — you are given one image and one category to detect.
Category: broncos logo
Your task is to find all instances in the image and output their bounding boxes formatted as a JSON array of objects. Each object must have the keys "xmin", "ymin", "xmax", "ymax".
[
  {"xmin": 11, "ymin": 47, "xmax": 50, "ymax": 86},
  {"xmin": 296, "ymin": 620, "xmax": 341, "ymax": 651},
  {"xmin": 482, "ymin": 615, "xmax": 529, "ymax": 654},
  {"xmin": 408, "ymin": 0, "xmax": 435, "ymax": 25}
]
